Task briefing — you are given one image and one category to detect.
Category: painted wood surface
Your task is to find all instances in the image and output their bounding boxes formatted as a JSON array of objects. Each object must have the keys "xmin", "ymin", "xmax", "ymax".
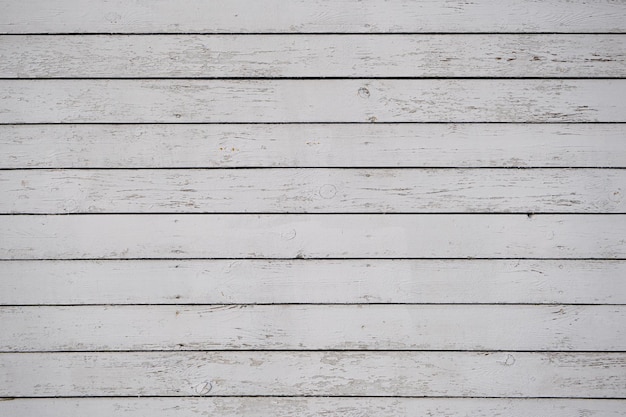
[
  {"xmin": 2, "ymin": 305, "xmax": 624, "ymax": 352},
  {"xmin": 2, "ymin": 0, "xmax": 624, "ymax": 410},
  {"xmin": 1, "ymin": 352, "xmax": 624, "ymax": 397},
  {"xmin": 3, "ymin": 168, "xmax": 624, "ymax": 214},
  {"xmin": 2, "ymin": 79, "xmax": 625, "ymax": 123},
  {"xmin": 3, "ymin": 124, "xmax": 625, "ymax": 169},
  {"xmin": 3, "ymin": 398, "xmax": 626, "ymax": 417},
  {"xmin": 2, "ymin": 214, "xmax": 625, "ymax": 259},
  {"xmin": 2, "ymin": 259, "xmax": 625, "ymax": 305},
  {"xmin": 3, "ymin": 35, "xmax": 625, "ymax": 78},
  {"xmin": 2, "ymin": 0, "xmax": 625, "ymax": 33}
]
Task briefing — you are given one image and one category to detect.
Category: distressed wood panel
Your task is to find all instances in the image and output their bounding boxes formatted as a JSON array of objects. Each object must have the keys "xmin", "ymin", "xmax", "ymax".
[
  {"xmin": 3, "ymin": 124, "xmax": 626, "ymax": 169},
  {"xmin": 2, "ymin": 0, "xmax": 624, "ymax": 412},
  {"xmin": 3, "ymin": 35, "xmax": 625, "ymax": 78},
  {"xmin": 2, "ymin": 0, "xmax": 625, "ymax": 33},
  {"xmin": 1, "ymin": 214, "xmax": 625, "ymax": 259},
  {"xmin": 2, "ymin": 80, "xmax": 625, "ymax": 123},
  {"xmin": 3, "ymin": 168, "xmax": 624, "ymax": 214},
  {"xmin": 2, "ymin": 305, "xmax": 625, "ymax": 352},
  {"xmin": 2, "ymin": 259, "xmax": 625, "ymax": 305},
  {"xmin": 2, "ymin": 398, "xmax": 625, "ymax": 417},
  {"xmin": 1, "ymin": 352, "xmax": 624, "ymax": 397}
]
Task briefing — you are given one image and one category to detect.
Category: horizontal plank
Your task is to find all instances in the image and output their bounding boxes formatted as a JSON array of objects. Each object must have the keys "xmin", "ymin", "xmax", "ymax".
[
  {"xmin": 1, "ymin": 80, "xmax": 624, "ymax": 123},
  {"xmin": 3, "ymin": 35, "xmax": 625, "ymax": 78},
  {"xmin": 3, "ymin": 168, "xmax": 624, "ymax": 214},
  {"xmin": 2, "ymin": 352, "xmax": 624, "ymax": 397},
  {"xmin": 2, "ymin": 259, "xmax": 625, "ymax": 305},
  {"xmin": 2, "ymin": 0, "xmax": 625, "ymax": 33},
  {"xmin": 2, "ymin": 214, "xmax": 624, "ymax": 259},
  {"xmin": 2, "ymin": 124, "xmax": 626, "ymax": 169},
  {"xmin": 1, "ymin": 399, "xmax": 625, "ymax": 417},
  {"xmin": 2, "ymin": 398, "xmax": 625, "ymax": 417},
  {"xmin": 2, "ymin": 305, "xmax": 624, "ymax": 351}
]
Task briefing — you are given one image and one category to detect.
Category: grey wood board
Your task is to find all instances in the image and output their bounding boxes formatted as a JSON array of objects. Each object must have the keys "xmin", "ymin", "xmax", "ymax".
[
  {"xmin": 3, "ymin": 124, "xmax": 625, "ymax": 169},
  {"xmin": 2, "ymin": 259, "xmax": 625, "ymax": 305},
  {"xmin": 3, "ymin": 0, "xmax": 626, "ymax": 412},
  {"xmin": 2, "ymin": 398, "xmax": 625, "ymax": 417},
  {"xmin": 2, "ymin": 80, "xmax": 625, "ymax": 123},
  {"xmin": 1, "ymin": 352, "xmax": 624, "ymax": 397},
  {"xmin": 2, "ymin": 0, "xmax": 625, "ymax": 33},
  {"xmin": 2, "ymin": 168, "xmax": 624, "ymax": 214},
  {"xmin": 2, "ymin": 35, "xmax": 625, "ymax": 78},
  {"xmin": 1, "ymin": 214, "xmax": 625, "ymax": 259},
  {"xmin": 1, "ymin": 305, "xmax": 625, "ymax": 351}
]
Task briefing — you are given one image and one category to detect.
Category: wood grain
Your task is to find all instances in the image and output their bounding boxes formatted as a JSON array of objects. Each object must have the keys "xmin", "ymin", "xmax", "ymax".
[
  {"xmin": 2, "ymin": 259, "xmax": 624, "ymax": 305},
  {"xmin": 2, "ymin": 79, "xmax": 625, "ymax": 123},
  {"xmin": 2, "ymin": 0, "xmax": 625, "ymax": 411},
  {"xmin": 1, "ymin": 214, "xmax": 624, "ymax": 259},
  {"xmin": 3, "ymin": 35, "xmax": 625, "ymax": 78},
  {"xmin": 2, "ymin": 0, "xmax": 625, "ymax": 33},
  {"xmin": 3, "ymin": 124, "xmax": 625, "ymax": 169},
  {"xmin": 1, "ymin": 352, "xmax": 624, "ymax": 397},
  {"xmin": 3, "ymin": 168, "xmax": 624, "ymax": 214},
  {"xmin": 2, "ymin": 398, "xmax": 625, "ymax": 416},
  {"xmin": 2, "ymin": 305, "xmax": 624, "ymax": 352}
]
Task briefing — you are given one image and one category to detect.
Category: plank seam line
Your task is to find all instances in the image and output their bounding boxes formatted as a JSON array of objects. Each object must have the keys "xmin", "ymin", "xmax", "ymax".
[
  {"xmin": 2, "ymin": 32, "xmax": 626, "ymax": 36},
  {"xmin": 4, "ymin": 210, "xmax": 626, "ymax": 215},
  {"xmin": 3, "ymin": 303, "xmax": 625, "ymax": 307},
  {"xmin": 2, "ymin": 396, "xmax": 626, "ymax": 400},
  {"xmin": 3, "ymin": 350, "xmax": 626, "ymax": 354},
  {"xmin": 3, "ymin": 77, "xmax": 626, "ymax": 80},
  {"xmin": 1, "ymin": 257, "xmax": 624, "ymax": 261},
  {"xmin": 2, "ymin": 167, "xmax": 625, "ymax": 171},
  {"xmin": 2, "ymin": 122, "xmax": 625, "ymax": 125},
  {"xmin": 4, "ymin": 122, "xmax": 626, "ymax": 126}
]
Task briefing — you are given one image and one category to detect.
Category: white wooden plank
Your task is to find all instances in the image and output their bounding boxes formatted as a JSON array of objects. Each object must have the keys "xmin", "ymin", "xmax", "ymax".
[
  {"xmin": 3, "ymin": 35, "xmax": 625, "ymax": 78},
  {"xmin": 1, "ymin": 259, "xmax": 625, "ymax": 305},
  {"xmin": 2, "ymin": 305, "xmax": 624, "ymax": 351},
  {"xmin": 2, "ymin": 80, "xmax": 624, "ymax": 123},
  {"xmin": 1, "ymin": 352, "xmax": 624, "ymax": 397},
  {"xmin": 1, "ymin": 0, "xmax": 625, "ymax": 33},
  {"xmin": 3, "ymin": 168, "xmax": 624, "ymax": 214},
  {"xmin": 2, "ymin": 398, "xmax": 625, "ymax": 417},
  {"xmin": 2, "ymin": 124, "xmax": 625, "ymax": 169},
  {"xmin": 2, "ymin": 214, "xmax": 624, "ymax": 260}
]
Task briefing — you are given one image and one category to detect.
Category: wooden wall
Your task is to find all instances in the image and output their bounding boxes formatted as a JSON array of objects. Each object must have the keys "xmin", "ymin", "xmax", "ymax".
[{"xmin": 1, "ymin": 1, "xmax": 625, "ymax": 415}]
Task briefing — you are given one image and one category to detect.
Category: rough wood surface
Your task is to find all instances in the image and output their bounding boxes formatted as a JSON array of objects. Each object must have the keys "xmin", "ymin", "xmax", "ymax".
[
  {"xmin": 2, "ymin": 259, "xmax": 624, "ymax": 305},
  {"xmin": 2, "ymin": 0, "xmax": 625, "ymax": 409},
  {"xmin": 2, "ymin": 305, "xmax": 624, "ymax": 352},
  {"xmin": 2, "ymin": 214, "xmax": 624, "ymax": 259},
  {"xmin": 2, "ymin": 0, "xmax": 625, "ymax": 33},
  {"xmin": 1, "ymin": 352, "xmax": 624, "ymax": 397},
  {"xmin": 3, "ymin": 35, "xmax": 625, "ymax": 78},
  {"xmin": 2, "ymin": 398, "xmax": 625, "ymax": 417},
  {"xmin": 2, "ymin": 79, "xmax": 624, "ymax": 123},
  {"xmin": 3, "ymin": 168, "xmax": 624, "ymax": 214},
  {"xmin": 3, "ymin": 124, "xmax": 625, "ymax": 169}
]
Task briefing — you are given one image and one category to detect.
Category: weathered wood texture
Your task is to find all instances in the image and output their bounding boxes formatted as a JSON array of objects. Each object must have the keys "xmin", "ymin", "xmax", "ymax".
[
  {"xmin": 3, "ymin": 168, "xmax": 624, "ymax": 214},
  {"xmin": 3, "ymin": 35, "xmax": 625, "ymax": 78},
  {"xmin": 3, "ymin": 398, "xmax": 626, "ymax": 417},
  {"xmin": 1, "ymin": 352, "xmax": 624, "ymax": 397},
  {"xmin": 2, "ymin": 259, "xmax": 624, "ymax": 305},
  {"xmin": 3, "ymin": 0, "xmax": 625, "ymax": 410},
  {"xmin": 2, "ymin": 80, "xmax": 625, "ymax": 123},
  {"xmin": 2, "ymin": 214, "xmax": 625, "ymax": 259},
  {"xmin": 3, "ymin": 124, "xmax": 625, "ymax": 169},
  {"xmin": 2, "ymin": 305, "xmax": 624, "ymax": 351},
  {"xmin": 2, "ymin": 0, "xmax": 625, "ymax": 33}
]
